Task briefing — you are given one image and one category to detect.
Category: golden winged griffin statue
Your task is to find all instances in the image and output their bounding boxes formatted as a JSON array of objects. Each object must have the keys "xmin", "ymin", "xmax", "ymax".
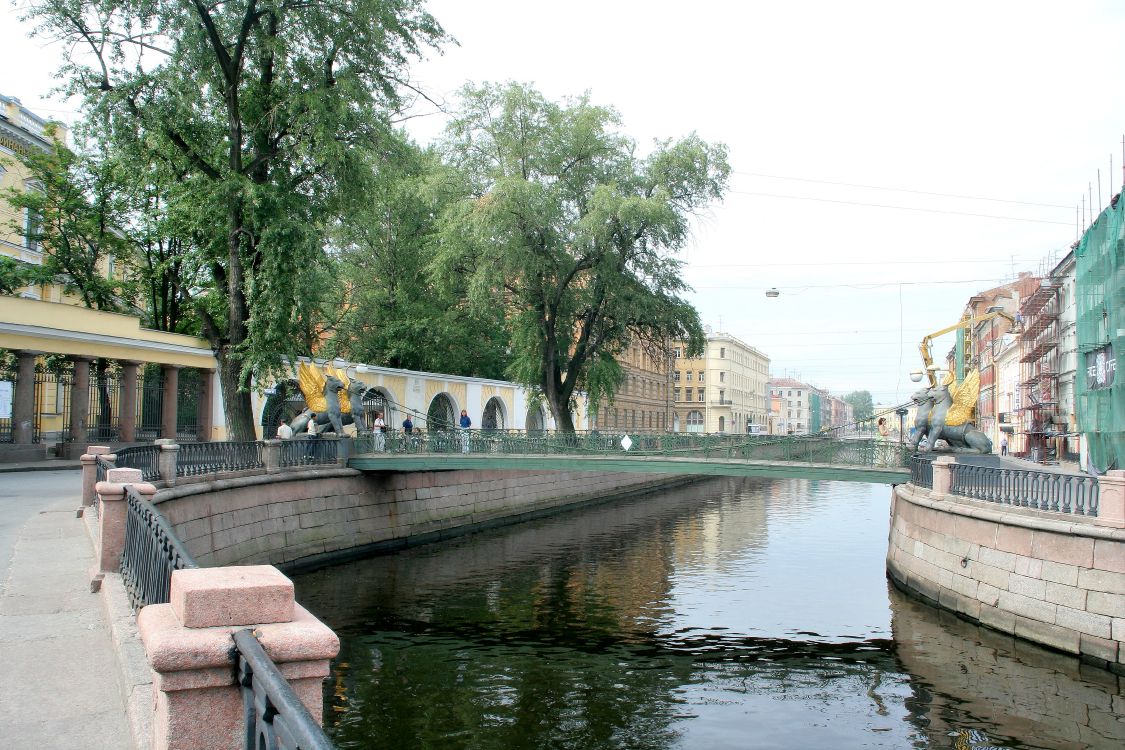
[
  {"xmin": 908, "ymin": 368, "xmax": 993, "ymax": 454},
  {"xmin": 288, "ymin": 362, "xmax": 369, "ymax": 435}
]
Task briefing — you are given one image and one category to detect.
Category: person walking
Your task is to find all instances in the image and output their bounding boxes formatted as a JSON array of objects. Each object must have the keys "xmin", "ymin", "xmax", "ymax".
[
  {"xmin": 305, "ymin": 412, "xmax": 318, "ymax": 462},
  {"xmin": 459, "ymin": 409, "xmax": 472, "ymax": 453},
  {"xmin": 277, "ymin": 417, "xmax": 293, "ymax": 440},
  {"xmin": 1000, "ymin": 436, "xmax": 1008, "ymax": 456}
]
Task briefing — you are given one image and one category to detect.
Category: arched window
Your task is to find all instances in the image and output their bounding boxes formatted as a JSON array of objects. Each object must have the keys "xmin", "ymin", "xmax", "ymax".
[
  {"xmin": 686, "ymin": 410, "xmax": 704, "ymax": 433},
  {"xmin": 482, "ymin": 396, "xmax": 506, "ymax": 430},
  {"xmin": 427, "ymin": 393, "xmax": 456, "ymax": 430},
  {"xmin": 718, "ymin": 416, "xmax": 725, "ymax": 432}
]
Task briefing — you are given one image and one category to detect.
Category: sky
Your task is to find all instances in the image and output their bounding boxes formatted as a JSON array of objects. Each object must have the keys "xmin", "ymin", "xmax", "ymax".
[{"xmin": 3, "ymin": 0, "xmax": 1124, "ymax": 406}]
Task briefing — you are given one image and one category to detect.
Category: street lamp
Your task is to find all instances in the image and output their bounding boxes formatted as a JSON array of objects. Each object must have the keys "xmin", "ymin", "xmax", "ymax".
[{"xmin": 765, "ymin": 288, "xmax": 780, "ymax": 298}]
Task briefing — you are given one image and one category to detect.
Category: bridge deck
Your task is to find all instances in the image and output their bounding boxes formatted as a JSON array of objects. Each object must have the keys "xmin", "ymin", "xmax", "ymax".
[{"xmin": 348, "ymin": 453, "xmax": 909, "ymax": 484}]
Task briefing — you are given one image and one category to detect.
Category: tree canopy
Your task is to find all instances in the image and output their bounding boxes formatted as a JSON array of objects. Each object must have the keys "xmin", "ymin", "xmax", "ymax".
[
  {"xmin": 432, "ymin": 82, "xmax": 729, "ymax": 431},
  {"xmin": 22, "ymin": 0, "xmax": 446, "ymax": 439},
  {"xmin": 843, "ymin": 390, "xmax": 874, "ymax": 421}
]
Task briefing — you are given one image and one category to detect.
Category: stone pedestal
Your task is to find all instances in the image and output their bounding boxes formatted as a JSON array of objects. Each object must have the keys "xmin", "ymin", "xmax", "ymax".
[
  {"xmin": 929, "ymin": 456, "xmax": 955, "ymax": 498},
  {"xmin": 95, "ymin": 468, "xmax": 157, "ymax": 574},
  {"xmin": 263, "ymin": 439, "xmax": 281, "ymax": 473},
  {"xmin": 157, "ymin": 439, "xmax": 179, "ymax": 486},
  {"xmin": 1095, "ymin": 470, "xmax": 1125, "ymax": 528},
  {"xmin": 138, "ymin": 566, "xmax": 339, "ymax": 750},
  {"xmin": 80, "ymin": 445, "xmax": 112, "ymax": 507}
]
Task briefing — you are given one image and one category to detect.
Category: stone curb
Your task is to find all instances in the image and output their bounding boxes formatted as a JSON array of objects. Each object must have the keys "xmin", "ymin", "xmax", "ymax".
[
  {"xmin": 82, "ymin": 510, "xmax": 153, "ymax": 750},
  {"xmin": 0, "ymin": 461, "xmax": 82, "ymax": 473}
]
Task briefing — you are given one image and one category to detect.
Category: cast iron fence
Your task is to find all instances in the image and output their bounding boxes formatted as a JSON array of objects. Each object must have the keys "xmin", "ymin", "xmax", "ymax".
[
  {"xmin": 279, "ymin": 437, "xmax": 339, "ymax": 467},
  {"xmin": 234, "ymin": 629, "xmax": 336, "ymax": 750},
  {"xmin": 115, "ymin": 445, "xmax": 161, "ymax": 483},
  {"xmin": 948, "ymin": 463, "xmax": 1099, "ymax": 517},
  {"xmin": 910, "ymin": 455, "xmax": 934, "ymax": 489},
  {"xmin": 352, "ymin": 430, "xmax": 915, "ymax": 469},
  {"xmin": 120, "ymin": 485, "xmax": 199, "ymax": 609},
  {"xmin": 177, "ymin": 441, "xmax": 264, "ymax": 477}
]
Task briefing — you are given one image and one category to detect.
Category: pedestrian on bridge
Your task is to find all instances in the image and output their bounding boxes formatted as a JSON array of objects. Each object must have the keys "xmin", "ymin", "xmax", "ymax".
[
  {"xmin": 373, "ymin": 411, "xmax": 386, "ymax": 452},
  {"xmin": 460, "ymin": 409, "xmax": 472, "ymax": 453}
]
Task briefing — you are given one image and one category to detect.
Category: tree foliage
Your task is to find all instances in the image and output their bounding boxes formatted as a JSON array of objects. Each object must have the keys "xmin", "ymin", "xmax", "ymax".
[
  {"xmin": 433, "ymin": 83, "xmax": 728, "ymax": 430},
  {"xmin": 843, "ymin": 390, "xmax": 874, "ymax": 421},
  {"xmin": 328, "ymin": 142, "xmax": 512, "ymax": 378},
  {"xmin": 3, "ymin": 136, "xmax": 132, "ymax": 310},
  {"xmin": 22, "ymin": 0, "xmax": 446, "ymax": 439}
]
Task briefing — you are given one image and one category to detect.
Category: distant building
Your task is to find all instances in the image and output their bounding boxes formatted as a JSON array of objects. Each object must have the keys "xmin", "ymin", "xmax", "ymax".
[
  {"xmin": 672, "ymin": 332, "xmax": 769, "ymax": 433},
  {"xmin": 588, "ymin": 341, "xmax": 671, "ymax": 432},
  {"xmin": 768, "ymin": 378, "xmax": 814, "ymax": 435}
]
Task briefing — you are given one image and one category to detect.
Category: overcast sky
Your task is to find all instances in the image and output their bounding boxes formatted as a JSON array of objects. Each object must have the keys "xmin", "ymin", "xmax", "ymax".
[{"xmin": 4, "ymin": 0, "xmax": 1124, "ymax": 406}]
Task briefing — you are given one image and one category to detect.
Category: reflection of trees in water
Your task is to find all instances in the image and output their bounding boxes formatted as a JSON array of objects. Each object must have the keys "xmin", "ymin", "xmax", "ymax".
[{"xmin": 889, "ymin": 585, "xmax": 1125, "ymax": 749}]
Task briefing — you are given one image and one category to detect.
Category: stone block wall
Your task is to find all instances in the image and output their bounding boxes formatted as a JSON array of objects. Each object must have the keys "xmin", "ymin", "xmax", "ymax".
[
  {"xmin": 888, "ymin": 483, "xmax": 1125, "ymax": 673},
  {"xmin": 155, "ymin": 467, "xmax": 682, "ymax": 570}
]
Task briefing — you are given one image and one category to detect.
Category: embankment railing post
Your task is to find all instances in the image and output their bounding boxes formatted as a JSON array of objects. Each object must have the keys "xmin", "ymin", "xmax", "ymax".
[
  {"xmin": 137, "ymin": 565, "xmax": 339, "ymax": 750},
  {"xmin": 81, "ymin": 445, "xmax": 111, "ymax": 506},
  {"xmin": 929, "ymin": 456, "xmax": 955, "ymax": 499},
  {"xmin": 263, "ymin": 439, "xmax": 282, "ymax": 473},
  {"xmin": 1096, "ymin": 470, "xmax": 1124, "ymax": 527},
  {"xmin": 94, "ymin": 468, "xmax": 157, "ymax": 575},
  {"xmin": 157, "ymin": 439, "xmax": 179, "ymax": 486}
]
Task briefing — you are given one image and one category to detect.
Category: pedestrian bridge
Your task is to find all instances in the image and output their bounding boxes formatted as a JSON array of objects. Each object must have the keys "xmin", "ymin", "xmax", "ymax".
[{"xmin": 349, "ymin": 432, "xmax": 911, "ymax": 484}]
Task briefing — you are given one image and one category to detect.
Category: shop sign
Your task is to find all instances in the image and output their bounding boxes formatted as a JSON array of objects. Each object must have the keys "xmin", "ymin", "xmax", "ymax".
[{"xmin": 1085, "ymin": 344, "xmax": 1116, "ymax": 391}]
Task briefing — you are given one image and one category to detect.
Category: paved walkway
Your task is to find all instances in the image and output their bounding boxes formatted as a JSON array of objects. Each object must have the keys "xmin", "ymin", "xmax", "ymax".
[{"xmin": 0, "ymin": 471, "xmax": 133, "ymax": 749}]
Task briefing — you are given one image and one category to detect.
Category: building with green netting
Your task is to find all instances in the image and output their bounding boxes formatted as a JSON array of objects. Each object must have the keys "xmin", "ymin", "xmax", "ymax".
[{"xmin": 1075, "ymin": 193, "xmax": 1124, "ymax": 472}]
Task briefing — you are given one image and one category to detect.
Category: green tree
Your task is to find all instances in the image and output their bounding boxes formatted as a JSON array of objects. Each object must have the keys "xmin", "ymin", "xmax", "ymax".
[
  {"xmin": 328, "ymin": 143, "xmax": 511, "ymax": 378},
  {"xmin": 433, "ymin": 83, "xmax": 728, "ymax": 431},
  {"xmin": 843, "ymin": 390, "xmax": 874, "ymax": 421},
  {"xmin": 23, "ymin": 0, "xmax": 446, "ymax": 439},
  {"xmin": 3, "ymin": 136, "xmax": 133, "ymax": 310}
]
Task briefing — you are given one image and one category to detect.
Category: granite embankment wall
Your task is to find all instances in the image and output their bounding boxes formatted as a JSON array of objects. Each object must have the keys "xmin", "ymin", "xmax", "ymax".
[
  {"xmin": 154, "ymin": 468, "xmax": 684, "ymax": 571},
  {"xmin": 888, "ymin": 482, "xmax": 1125, "ymax": 674}
]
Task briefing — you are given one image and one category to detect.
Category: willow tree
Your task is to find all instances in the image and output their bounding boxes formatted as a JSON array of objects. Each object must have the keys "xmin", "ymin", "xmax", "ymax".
[
  {"xmin": 22, "ymin": 0, "xmax": 445, "ymax": 439},
  {"xmin": 433, "ymin": 83, "xmax": 728, "ymax": 431}
]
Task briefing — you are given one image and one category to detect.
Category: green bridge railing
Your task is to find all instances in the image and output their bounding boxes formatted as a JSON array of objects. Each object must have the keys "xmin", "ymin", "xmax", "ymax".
[{"xmin": 353, "ymin": 430, "xmax": 914, "ymax": 470}]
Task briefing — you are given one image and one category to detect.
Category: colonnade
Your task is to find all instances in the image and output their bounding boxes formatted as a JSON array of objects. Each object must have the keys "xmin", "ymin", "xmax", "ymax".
[{"xmin": 7, "ymin": 349, "xmax": 215, "ymax": 444}]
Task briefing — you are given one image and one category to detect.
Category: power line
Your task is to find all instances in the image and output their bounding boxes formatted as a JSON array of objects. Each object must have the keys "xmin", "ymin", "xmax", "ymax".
[
  {"xmin": 732, "ymin": 171, "xmax": 1074, "ymax": 209},
  {"xmin": 692, "ymin": 276, "xmax": 1011, "ymax": 290},
  {"xmin": 726, "ymin": 189, "xmax": 1073, "ymax": 225},
  {"xmin": 685, "ymin": 257, "xmax": 1038, "ymax": 268}
]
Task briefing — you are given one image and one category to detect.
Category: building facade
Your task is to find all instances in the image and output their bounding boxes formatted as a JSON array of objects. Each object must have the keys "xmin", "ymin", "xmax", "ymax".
[
  {"xmin": 768, "ymin": 378, "xmax": 814, "ymax": 435},
  {"xmin": 672, "ymin": 333, "xmax": 769, "ymax": 433},
  {"xmin": 587, "ymin": 341, "xmax": 671, "ymax": 432}
]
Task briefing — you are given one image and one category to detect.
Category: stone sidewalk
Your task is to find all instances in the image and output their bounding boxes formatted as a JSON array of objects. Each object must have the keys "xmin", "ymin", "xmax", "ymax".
[{"xmin": 0, "ymin": 497, "xmax": 134, "ymax": 748}]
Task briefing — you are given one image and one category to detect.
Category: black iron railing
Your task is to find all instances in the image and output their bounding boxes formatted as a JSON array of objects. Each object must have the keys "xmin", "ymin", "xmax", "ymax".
[
  {"xmin": 949, "ymin": 463, "xmax": 1099, "ymax": 517},
  {"xmin": 279, "ymin": 438, "xmax": 339, "ymax": 468},
  {"xmin": 115, "ymin": 445, "xmax": 162, "ymax": 482},
  {"xmin": 910, "ymin": 455, "xmax": 934, "ymax": 489},
  {"xmin": 120, "ymin": 486, "xmax": 199, "ymax": 609},
  {"xmin": 96, "ymin": 453, "xmax": 115, "ymax": 484},
  {"xmin": 234, "ymin": 629, "xmax": 335, "ymax": 750},
  {"xmin": 177, "ymin": 441, "xmax": 264, "ymax": 477}
]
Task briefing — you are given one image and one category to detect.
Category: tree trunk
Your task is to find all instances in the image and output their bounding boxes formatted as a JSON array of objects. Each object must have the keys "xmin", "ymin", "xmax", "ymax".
[{"xmin": 216, "ymin": 349, "xmax": 256, "ymax": 441}]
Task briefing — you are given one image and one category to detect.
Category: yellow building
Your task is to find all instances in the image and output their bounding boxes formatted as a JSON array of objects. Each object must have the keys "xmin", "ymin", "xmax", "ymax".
[{"xmin": 672, "ymin": 332, "xmax": 770, "ymax": 433}]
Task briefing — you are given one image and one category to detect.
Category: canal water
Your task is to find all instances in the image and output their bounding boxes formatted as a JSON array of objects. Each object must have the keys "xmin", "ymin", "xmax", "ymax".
[{"xmin": 292, "ymin": 477, "xmax": 1125, "ymax": 750}]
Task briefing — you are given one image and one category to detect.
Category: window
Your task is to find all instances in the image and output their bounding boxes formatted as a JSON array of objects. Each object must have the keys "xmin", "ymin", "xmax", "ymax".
[
  {"xmin": 674, "ymin": 388, "xmax": 681, "ymax": 402},
  {"xmin": 698, "ymin": 389, "xmax": 705, "ymax": 402},
  {"xmin": 685, "ymin": 388, "xmax": 693, "ymax": 402},
  {"xmin": 788, "ymin": 409, "xmax": 792, "ymax": 418},
  {"xmin": 674, "ymin": 348, "xmax": 681, "ymax": 358},
  {"xmin": 720, "ymin": 347, "xmax": 726, "ymax": 358},
  {"xmin": 698, "ymin": 372, "xmax": 705, "ymax": 383},
  {"xmin": 719, "ymin": 416, "xmax": 725, "ymax": 431},
  {"xmin": 720, "ymin": 372, "xmax": 725, "ymax": 383},
  {"xmin": 788, "ymin": 390, "xmax": 792, "ymax": 397},
  {"xmin": 673, "ymin": 370, "xmax": 680, "ymax": 382},
  {"xmin": 719, "ymin": 389, "xmax": 725, "ymax": 402},
  {"xmin": 686, "ymin": 410, "xmax": 705, "ymax": 432},
  {"xmin": 686, "ymin": 372, "xmax": 692, "ymax": 382},
  {"xmin": 24, "ymin": 207, "xmax": 41, "ymax": 250}
]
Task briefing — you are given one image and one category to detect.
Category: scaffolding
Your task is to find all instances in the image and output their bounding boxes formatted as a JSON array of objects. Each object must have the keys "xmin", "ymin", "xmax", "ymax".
[{"xmin": 1016, "ymin": 279, "xmax": 1062, "ymax": 463}]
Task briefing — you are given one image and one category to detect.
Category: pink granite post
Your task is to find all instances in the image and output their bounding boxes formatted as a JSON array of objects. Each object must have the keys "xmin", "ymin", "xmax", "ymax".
[
  {"xmin": 929, "ymin": 456, "xmax": 955, "ymax": 499},
  {"xmin": 94, "ymin": 468, "xmax": 157, "ymax": 573},
  {"xmin": 263, "ymin": 439, "xmax": 282, "ymax": 473},
  {"xmin": 138, "ymin": 565, "xmax": 339, "ymax": 750},
  {"xmin": 1095, "ymin": 470, "xmax": 1125, "ymax": 528},
  {"xmin": 80, "ymin": 445, "xmax": 112, "ymax": 507}
]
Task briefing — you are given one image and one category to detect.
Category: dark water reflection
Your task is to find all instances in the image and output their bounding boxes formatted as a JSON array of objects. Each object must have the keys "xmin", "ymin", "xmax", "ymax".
[{"xmin": 292, "ymin": 477, "xmax": 1124, "ymax": 749}]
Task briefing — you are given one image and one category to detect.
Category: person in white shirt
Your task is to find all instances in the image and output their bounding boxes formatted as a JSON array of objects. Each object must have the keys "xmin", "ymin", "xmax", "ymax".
[
  {"xmin": 373, "ymin": 411, "xmax": 386, "ymax": 451},
  {"xmin": 277, "ymin": 418, "xmax": 294, "ymax": 440}
]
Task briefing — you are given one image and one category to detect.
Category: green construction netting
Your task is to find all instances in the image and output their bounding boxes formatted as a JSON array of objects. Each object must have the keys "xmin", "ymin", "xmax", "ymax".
[{"xmin": 1075, "ymin": 193, "xmax": 1124, "ymax": 472}]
